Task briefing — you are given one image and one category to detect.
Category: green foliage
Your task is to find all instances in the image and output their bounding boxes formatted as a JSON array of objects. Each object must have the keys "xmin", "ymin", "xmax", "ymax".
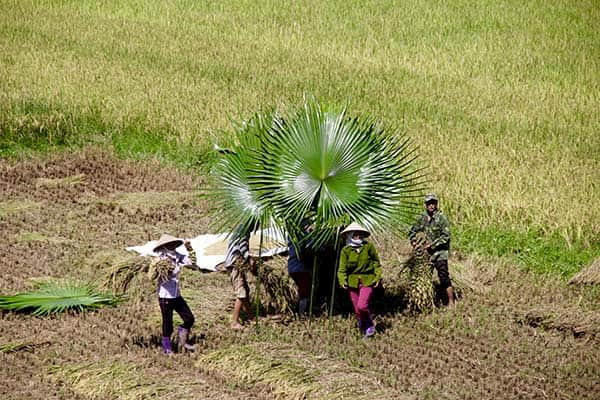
[
  {"xmin": 210, "ymin": 98, "xmax": 425, "ymax": 248},
  {"xmin": 0, "ymin": 279, "xmax": 122, "ymax": 316},
  {"xmin": 455, "ymin": 225, "xmax": 600, "ymax": 278},
  {"xmin": 0, "ymin": 0, "xmax": 598, "ymax": 277},
  {"xmin": 0, "ymin": 100, "xmax": 211, "ymax": 168}
]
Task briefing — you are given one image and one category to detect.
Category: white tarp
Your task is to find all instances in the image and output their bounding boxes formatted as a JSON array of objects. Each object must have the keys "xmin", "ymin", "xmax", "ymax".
[{"xmin": 126, "ymin": 229, "xmax": 287, "ymax": 272}]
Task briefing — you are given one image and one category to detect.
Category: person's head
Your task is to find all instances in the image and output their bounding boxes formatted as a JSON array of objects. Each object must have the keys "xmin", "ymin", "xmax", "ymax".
[
  {"xmin": 340, "ymin": 222, "xmax": 370, "ymax": 245},
  {"xmin": 424, "ymin": 193, "xmax": 438, "ymax": 213},
  {"xmin": 153, "ymin": 234, "xmax": 183, "ymax": 253}
]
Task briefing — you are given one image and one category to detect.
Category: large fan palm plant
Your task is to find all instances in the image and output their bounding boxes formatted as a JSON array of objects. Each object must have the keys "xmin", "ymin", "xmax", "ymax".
[{"xmin": 209, "ymin": 97, "xmax": 426, "ymax": 320}]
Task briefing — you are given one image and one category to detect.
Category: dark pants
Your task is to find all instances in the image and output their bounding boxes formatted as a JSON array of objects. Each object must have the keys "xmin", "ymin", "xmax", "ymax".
[
  {"xmin": 158, "ymin": 296, "xmax": 194, "ymax": 338},
  {"xmin": 290, "ymin": 271, "xmax": 312, "ymax": 299},
  {"xmin": 433, "ymin": 259, "xmax": 452, "ymax": 289}
]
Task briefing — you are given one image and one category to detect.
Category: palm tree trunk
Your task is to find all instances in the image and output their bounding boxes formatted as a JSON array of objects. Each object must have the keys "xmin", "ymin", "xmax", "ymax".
[
  {"xmin": 254, "ymin": 229, "xmax": 264, "ymax": 332},
  {"xmin": 308, "ymin": 255, "xmax": 318, "ymax": 328},
  {"xmin": 328, "ymin": 227, "xmax": 342, "ymax": 319}
]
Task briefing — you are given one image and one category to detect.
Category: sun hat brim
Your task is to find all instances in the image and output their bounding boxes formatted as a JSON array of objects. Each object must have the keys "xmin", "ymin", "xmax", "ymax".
[
  {"xmin": 340, "ymin": 222, "xmax": 371, "ymax": 237},
  {"xmin": 152, "ymin": 234, "xmax": 184, "ymax": 252}
]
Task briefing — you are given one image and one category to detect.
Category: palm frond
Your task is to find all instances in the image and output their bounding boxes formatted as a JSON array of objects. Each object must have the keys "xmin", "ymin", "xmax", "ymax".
[
  {"xmin": 0, "ymin": 279, "xmax": 122, "ymax": 316},
  {"xmin": 207, "ymin": 110, "xmax": 279, "ymax": 236},
  {"xmin": 252, "ymin": 98, "xmax": 426, "ymax": 247},
  {"xmin": 209, "ymin": 97, "xmax": 426, "ymax": 249}
]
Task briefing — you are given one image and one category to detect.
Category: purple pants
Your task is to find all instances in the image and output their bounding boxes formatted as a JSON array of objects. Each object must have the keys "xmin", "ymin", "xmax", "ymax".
[{"xmin": 347, "ymin": 284, "xmax": 374, "ymax": 333}]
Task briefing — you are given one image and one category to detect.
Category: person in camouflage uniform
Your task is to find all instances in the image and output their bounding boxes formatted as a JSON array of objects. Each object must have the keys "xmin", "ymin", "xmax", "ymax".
[{"xmin": 409, "ymin": 193, "xmax": 456, "ymax": 308}]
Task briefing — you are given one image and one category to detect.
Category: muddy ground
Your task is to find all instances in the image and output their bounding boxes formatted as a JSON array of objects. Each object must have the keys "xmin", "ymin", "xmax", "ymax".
[{"xmin": 1, "ymin": 148, "xmax": 598, "ymax": 399}]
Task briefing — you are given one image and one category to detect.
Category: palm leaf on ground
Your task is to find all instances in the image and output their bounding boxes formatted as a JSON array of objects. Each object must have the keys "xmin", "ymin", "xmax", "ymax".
[{"xmin": 0, "ymin": 279, "xmax": 122, "ymax": 316}]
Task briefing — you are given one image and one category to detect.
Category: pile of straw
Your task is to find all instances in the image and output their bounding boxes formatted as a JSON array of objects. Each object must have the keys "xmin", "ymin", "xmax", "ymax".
[
  {"xmin": 569, "ymin": 257, "xmax": 600, "ymax": 285},
  {"xmin": 251, "ymin": 256, "xmax": 297, "ymax": 314}
]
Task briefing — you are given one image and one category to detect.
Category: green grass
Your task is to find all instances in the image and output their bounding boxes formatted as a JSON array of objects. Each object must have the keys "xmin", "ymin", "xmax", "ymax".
[
  {"xmin": 1, "ymin": 0, "xmax": 598, "ymax": 276},
  {"xmin": 455, "ymin": 225, "xmax": 599, "ymax": 278}
]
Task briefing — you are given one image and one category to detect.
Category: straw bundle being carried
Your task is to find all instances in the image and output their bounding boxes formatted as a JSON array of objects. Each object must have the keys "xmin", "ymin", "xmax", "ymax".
[
  {"xmin": 250, "ymin": 256, "xmax": 297, "ymax": 315},
  {"xmin": 404, "ymin": 232, "xmax": 435, "ymax": 313},
  {"xmin": 96, "ymin": 252, "xmax": 153, "ymax": 299}
]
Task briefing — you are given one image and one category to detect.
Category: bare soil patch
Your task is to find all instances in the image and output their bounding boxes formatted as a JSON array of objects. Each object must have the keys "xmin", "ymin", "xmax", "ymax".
[{"xmin": 1, "ymin": 148, "xmax": 598, "ymax": 399}]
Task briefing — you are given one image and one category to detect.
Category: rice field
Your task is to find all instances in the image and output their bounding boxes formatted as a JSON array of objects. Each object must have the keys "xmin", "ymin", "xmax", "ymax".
[
  {"xmin": 1, "ymin": 1, "xmax": 599, "ymax": 398},
  {"xmin": 0, "ymin": 149, "xmax": 598, "ymax": 399},
  {"xmin": 1, "ymin": 0, "xmax": 598, "ymax": 254}
]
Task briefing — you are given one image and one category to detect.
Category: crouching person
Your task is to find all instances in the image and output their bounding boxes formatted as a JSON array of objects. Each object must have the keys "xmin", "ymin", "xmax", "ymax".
[{"xmin": 149, "ymin": 234, "xmax": 197, "ymax": 355}]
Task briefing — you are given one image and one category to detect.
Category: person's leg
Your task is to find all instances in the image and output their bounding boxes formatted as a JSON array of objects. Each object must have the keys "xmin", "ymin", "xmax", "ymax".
[
  {"xmin": 347, "ymin": 287, "xmax": 363, "ymax": 332},
  {"xmin": 230, "ymin": 266, "xmax": 250, "ymax": 329},
  {"xmin": 356, "ymin": 284, "xmax": 374, "ymax": 335},
  {"xmin": 435, "ymin": 259, "xmax": 455, "ymax": 308},
  {"xmin": 291, "ymin": 271, "xmax": 312, "ymax": 315},
  {"xmin": 159, "ymin": 298, "xmax": 174, "ymax": 354},
  {"xmin": 174, "ymin": 296, "xmax": 195, "ymax": 352}
]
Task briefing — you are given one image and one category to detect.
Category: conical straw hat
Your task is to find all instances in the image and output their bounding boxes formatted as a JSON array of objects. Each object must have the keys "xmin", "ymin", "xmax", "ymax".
[
  {"xmin": 340, "ymin": 222, "xmax": 370, "ymax": 237},
  {"xmin": 152, "ymin": 234, "xmax": 183, "ymax": 252}
]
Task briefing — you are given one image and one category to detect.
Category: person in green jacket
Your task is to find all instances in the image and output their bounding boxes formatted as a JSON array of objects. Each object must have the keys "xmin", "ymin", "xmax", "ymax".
[
  {"xmin": 409, "ymin": 193, "xmax": 456, "ymax": 308},
  {"xmin": 337, "ymin": 222, "xmax": 382, "ymax": 338}
]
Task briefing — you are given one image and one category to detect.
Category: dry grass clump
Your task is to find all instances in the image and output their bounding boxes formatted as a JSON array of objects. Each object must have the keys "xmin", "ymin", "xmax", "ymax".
[
  {"xmin": 513, "ymin": 306, "xmax": 600, "ymax": 339},
  {"xmin": 0, "ymin": 199, "xmax": 40, "ymax": 218},
  {"xmin": 0, "ymin": 340, "xmax": 50, "ymax": 354},
  {"xmin": 196, "ymin": 343, "xmax": 393, "ymax": 399},
  {"xmin": 107, "ymin": 191, "xmax": 200, "ymax": 215},
  {"xmin": 569, "ymin": 257, "xmax": 600, "ymax": 285},
  {"xmin": 48, "ymin": 359, "xmax": 170, "ymax": 400},
  {"xmin": 34, "ymin": 174, "xmax": 86, "ymax": 188}
]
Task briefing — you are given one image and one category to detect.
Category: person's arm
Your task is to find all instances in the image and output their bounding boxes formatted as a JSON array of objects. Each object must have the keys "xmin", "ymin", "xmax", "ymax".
[
  {"xmin": 368, "ymin": 242, "xmax": 382, "ymax": 284},
  {"xmin": 337, "ymin": 247, "xmax": 349, "ymax": 288},
  {"xmin": 408, "ymin": 214, "xmax": 422, "ymax": 243},
  {"xmin": 429, "ymin": 214, "xmax": 450, "ymax": 251},
  {"xmin": 181, "ymin": 240, "xmax": 198, "ymax": 270}
]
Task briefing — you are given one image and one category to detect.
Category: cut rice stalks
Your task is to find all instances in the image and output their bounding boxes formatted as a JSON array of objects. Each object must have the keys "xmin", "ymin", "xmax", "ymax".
[{"xmin": 569, "ymin": 257, "xmax": 600, "ymax": 285}]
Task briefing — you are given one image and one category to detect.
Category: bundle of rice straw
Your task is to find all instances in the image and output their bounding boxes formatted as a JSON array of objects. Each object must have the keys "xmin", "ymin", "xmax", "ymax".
[
  {"xmin": 402, "ymin": 232, "xmax": 435, "ymax": 313},
  {"xmin": 97, "ymin": 252, "xmax": 153, "ymax": 298},
  {"xmin": 250, "ymin": 256, "xmax": 297, "ymax": 315},
  {"xmin": 569, "ymin": 257, "xmax": 600, "ymax": 285}
]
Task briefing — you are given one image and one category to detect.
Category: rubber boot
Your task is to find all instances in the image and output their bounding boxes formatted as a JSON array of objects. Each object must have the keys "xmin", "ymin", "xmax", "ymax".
[
  {"xmin": 177, "ymin": 326, "xmax": 195, "ymax": 353},
  {"xmin": 162, "ymin": 336, "xmax": 173, "ymax": 355}
]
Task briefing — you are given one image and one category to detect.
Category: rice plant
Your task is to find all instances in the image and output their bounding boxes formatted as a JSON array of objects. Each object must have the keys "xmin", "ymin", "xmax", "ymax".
[{"xmin": 0, "ymin": 278, "xmax": 122, "ymax": 316}]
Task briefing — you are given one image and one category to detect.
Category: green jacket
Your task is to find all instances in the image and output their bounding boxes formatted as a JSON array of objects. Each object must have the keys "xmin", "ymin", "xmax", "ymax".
[
  {"xmin": 337, "ymin": 241, "xmax": 382, "ymax": 288},
  {"xmin": 408, "ymin": 210, "xmax": 450, "ymax": 261}
]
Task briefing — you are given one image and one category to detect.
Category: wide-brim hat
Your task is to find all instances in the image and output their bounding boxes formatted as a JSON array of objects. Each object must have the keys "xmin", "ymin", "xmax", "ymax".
[
  {"xmin": 340, "ymin": 222, "xmax": 370, "ymax": 237},
  {"xmin": 152, "ymin": 234, "xmax": 183, "ymax": 252}
]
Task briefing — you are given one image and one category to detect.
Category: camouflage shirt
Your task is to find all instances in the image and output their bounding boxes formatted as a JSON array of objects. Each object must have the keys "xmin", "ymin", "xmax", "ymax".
[{"xmin": 408, "ymin": 210, "xmax": 451, "ymax": 261}]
